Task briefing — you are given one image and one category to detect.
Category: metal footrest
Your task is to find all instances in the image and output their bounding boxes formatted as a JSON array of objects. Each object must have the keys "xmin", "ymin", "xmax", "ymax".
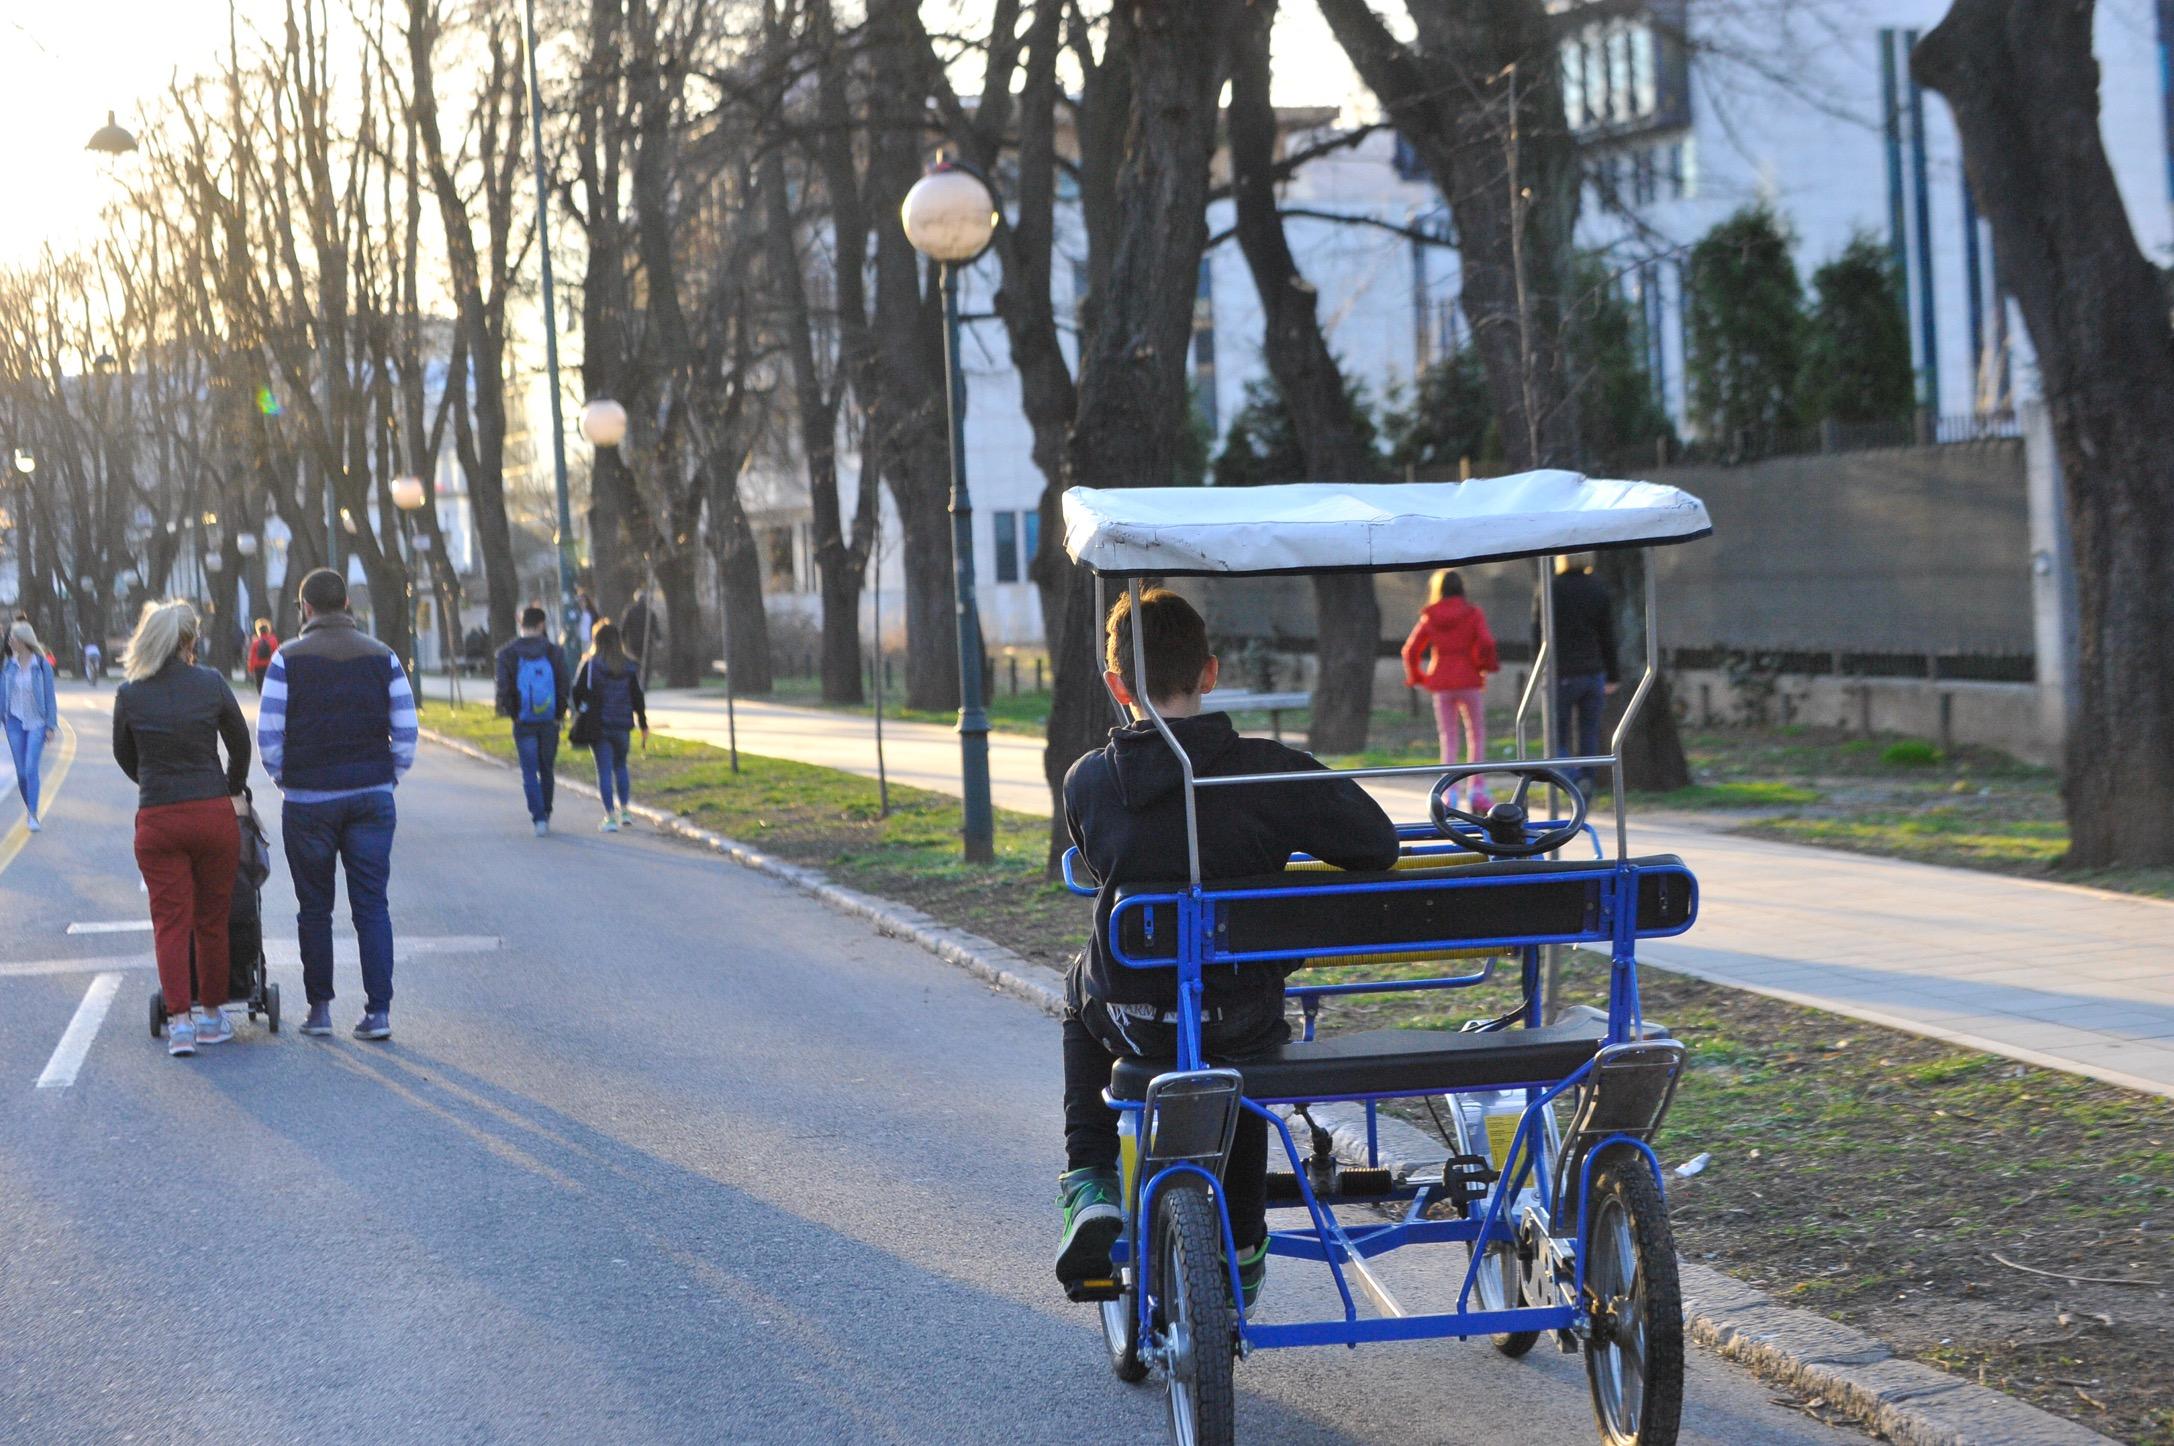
[{"xmin": 1265, "ymin": 1166, "xmax": 1397, "ymax": 1206}]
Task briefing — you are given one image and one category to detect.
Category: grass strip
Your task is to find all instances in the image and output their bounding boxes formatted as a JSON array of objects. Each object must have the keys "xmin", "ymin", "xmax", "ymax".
[{"xmin": 426, "ymin": 700, "xmax": 2173, "ymax": 1443}]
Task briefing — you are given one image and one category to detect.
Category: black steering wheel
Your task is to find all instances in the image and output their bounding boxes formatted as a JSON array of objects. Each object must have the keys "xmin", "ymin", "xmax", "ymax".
[{"xmin": 1428, "ymin": 764, "xmax": 1589, "ymax": 859}]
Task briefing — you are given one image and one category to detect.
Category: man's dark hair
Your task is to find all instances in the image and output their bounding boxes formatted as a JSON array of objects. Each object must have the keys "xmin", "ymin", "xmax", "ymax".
[
  {"xmin": 520, "ymin": 605, "xmax": 548, "ymax": 630},
  {"xmin": 299, "ymin": 568, "xmax": 348, "ymax": 613},
  {"xmin": 1105, "ymin": 588, "xmax": 1212, "ymax": 703}
]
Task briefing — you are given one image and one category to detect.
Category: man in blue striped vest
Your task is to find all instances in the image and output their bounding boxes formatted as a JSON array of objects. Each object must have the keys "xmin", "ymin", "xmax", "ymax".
[{"xmin": 258, "ymin": 568, "xmax": 418, "ymax": 1040}]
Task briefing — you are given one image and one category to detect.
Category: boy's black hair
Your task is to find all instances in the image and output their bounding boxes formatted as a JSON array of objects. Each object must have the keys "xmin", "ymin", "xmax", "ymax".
[
  {"xmin": 520, "ymin": 606, "xmax": 549, "ymax": 630},
  {"xmin": 298, "ymin": 567, "xmax": 348, "ymax": 613},
  {"xmin": 1105, "ymin": 588, "xmax": 1212, "ymax": 704}
]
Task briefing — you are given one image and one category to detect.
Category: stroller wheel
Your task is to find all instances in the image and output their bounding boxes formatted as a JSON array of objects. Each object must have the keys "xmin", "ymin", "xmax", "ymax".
[
  {"xmin": 266, "ymin": 983, "xmax": 281, "ymax": 1035},
  {"xmin": 149, "ymin": 992, "xmax": 165, "ymax": 1038}
]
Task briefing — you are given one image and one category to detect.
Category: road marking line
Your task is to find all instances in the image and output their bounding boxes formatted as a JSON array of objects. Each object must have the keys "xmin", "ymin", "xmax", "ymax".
[
  {"xmin": 0, "ymin": 936, "xmax": 505, "ymax": 980},
  {"xmin": 36, "ymin": 972, "xmax": 122, "ymax": 1088},
  {"xmin": 66, "ymin": 921, "xmax": 153, "ymax": 936},
  {"xmin": 0, "ymin": 717, "xmax": 78, "ymax": 879}
]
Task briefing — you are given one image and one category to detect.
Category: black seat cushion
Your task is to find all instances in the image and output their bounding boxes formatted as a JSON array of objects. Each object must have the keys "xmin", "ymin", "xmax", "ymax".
[
  {"xmin": 1112, "ymin": 855, "xmax": 1695, "ymax": 963},
  {"xmin": 1109, "ymin": 1017, "xmax": 1610, "ymax": 1103}
]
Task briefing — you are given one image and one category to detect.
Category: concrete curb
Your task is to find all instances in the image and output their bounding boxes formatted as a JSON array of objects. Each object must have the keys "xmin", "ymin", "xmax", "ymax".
[{"xmin": 420, "ymin": 725, "xmax": 2116, "ymax": 1446}]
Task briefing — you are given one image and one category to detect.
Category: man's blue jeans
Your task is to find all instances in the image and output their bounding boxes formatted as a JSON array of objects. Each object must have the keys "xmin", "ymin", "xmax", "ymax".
[
  {"xmin": 4, "ymin": 715, "xmax": 46, "ymax": 818},
  {"xmin": 514, "ymin": 723, "xmax": 560, "ymax": 822},
  {"xmin": 283, "ymin": 791, "xmax": 397, "ymax": 1010},
  {"xmin": 1554, "ymin": 671, "xmax": 1609, "ymax": 793}
]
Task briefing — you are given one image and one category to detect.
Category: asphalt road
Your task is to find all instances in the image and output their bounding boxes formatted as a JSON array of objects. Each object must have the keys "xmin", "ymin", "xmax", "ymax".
[{"xmin": 0, "ymin": 684, "xmax": 1863, "ymax": 1445}]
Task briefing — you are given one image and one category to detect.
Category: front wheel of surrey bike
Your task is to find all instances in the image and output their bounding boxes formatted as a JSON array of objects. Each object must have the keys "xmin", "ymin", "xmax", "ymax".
[
  {"xmin": 1583, "ymin": 1151, "xmax": 1685, "ymax": 1446},
  {"xmin": 1151, "ymin": 1181, "xmax": 1236, "ymax": 1446}
]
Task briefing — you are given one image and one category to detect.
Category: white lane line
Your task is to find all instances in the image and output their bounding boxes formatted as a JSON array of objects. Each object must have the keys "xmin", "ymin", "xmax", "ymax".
[
  {"xmin": 0, "ymin": 936, "xmax": 505, "ymax": 980},
  {"xmin": 36, "ymin": 973, "xmax": 123, "ymax": 1088},
  {"xmin": 66, "ymin": 921, "xmax": 153, "ymax": 936}
]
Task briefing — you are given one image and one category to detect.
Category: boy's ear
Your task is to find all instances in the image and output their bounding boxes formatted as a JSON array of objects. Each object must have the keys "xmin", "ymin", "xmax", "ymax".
[
  {"xmin": 1198, "ymin": 655, "xmax": 1219, "ymax": 695},
  {"xmin": 1104, "ymin": 668, "xmax": 1136, "ymax": 708}
]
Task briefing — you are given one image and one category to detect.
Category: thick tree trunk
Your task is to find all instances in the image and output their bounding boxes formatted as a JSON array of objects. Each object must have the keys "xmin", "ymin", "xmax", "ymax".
[
  {"xmin": 894, "ymin": 482, "xmax": 958, "ymax": 711},
  {"xmin": 707, "ymin": 470, "xmax": 773, "ymax": 696},
  {"xmin": 1047, "ymin": 0, "xmax": 1248, "ymax": 868},
  {"xmin": 1917, "ymin": 4, "xmax": 2174, "ymax": 867},
  {"xmin": 654, "ymin": 543, "xmax": 703, "ymax": 688},
  {"xmin": 1229, "ymin": 1, "xmax": 1380, "ymax": 753}
]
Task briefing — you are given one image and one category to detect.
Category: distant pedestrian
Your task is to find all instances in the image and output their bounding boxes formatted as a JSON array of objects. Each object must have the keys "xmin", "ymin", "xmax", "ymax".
[
  {"xmin": 495, "ymin": 605, "xmax": 570, "ymax": 837},
  {"xmin": 4, "ymin": 621, "xmax": 60, "ymax": 833},
  {"xmin": 573, "ymin": 590, "xmax": 598, "ymax": 654},
  {"xmin": 81, "ymin": 639, "xmax": 103, "ymax": 686},
  {"xmin": 571, "ymin": 619, "xmax": 648, "ymax": 833},
  {"xmin": 1534, "ymin": 554, "xmax": 1619, "ymax": 793},
  {"xmin": 620, "ymin": 591, "xmax": 661, "ymax": 680},
  {"xmin": 112, "ymin": 601, "xmax": 252, "ymax": 1057},
  {"xmin": 1402, "ymin": 568, "xmax": 1499, "ymax": 811},
  {"xmin": 259, "ymin": 568, "xmax": 416, "ymax": 1042},
  {"xmin": 246, "ymin": 619, "xmax": 279, "ymax": 693}
]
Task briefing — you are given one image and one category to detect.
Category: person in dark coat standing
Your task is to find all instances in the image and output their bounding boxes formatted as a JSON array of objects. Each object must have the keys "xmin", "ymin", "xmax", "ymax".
[
  {"xmin": 495, "ymin": 606, "xmax": 571, "ymax": 836},
  {"xmin": 619, "ymin": 591, "xmax": 661, "ymax": 681},
  {"xmin": 571, "ymin": 620, "xmax": 648, "ymax": 832},
  {"xmin": 112, "ymin": 601, "xmax": 252, "ymax": 1056},
  {"xmin": 1534, "ymin": 553, "xmax": 1619, "ymax": 791}
]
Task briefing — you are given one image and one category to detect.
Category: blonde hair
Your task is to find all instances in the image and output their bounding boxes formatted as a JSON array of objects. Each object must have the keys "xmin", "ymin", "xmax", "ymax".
[
  {"xmin": 7, "ymin": 620, "xmax": 39, "ymax": 657},
  {"xmin": 1426, "ymin": 569, "xmax": 1464, "ymax": 604},
  {"xmin": 123, "ymin": 600, "xmax": 200, "ymax": 683}
]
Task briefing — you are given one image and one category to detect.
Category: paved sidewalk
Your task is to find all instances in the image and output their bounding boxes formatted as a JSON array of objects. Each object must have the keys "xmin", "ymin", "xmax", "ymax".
[{"xmin": 426, "ymin": 680, "xmax": 2174, "ymax": 1098}]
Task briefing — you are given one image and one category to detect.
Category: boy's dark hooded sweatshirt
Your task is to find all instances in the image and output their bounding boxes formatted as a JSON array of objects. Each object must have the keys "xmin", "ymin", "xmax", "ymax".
[{"xmin": 1063, "ymin": 711, "xmax": 1400, "ymax": 1008}]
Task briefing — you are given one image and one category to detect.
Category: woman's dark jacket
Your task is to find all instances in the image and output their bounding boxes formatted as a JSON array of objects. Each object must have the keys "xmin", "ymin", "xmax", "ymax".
[
  {"xmin": 572, "ymin": 656, "xmax": 647, "ymax": 731},
  {"xmin": 113, "ymin": 657, "xmax": 251, "ymax": 808}
]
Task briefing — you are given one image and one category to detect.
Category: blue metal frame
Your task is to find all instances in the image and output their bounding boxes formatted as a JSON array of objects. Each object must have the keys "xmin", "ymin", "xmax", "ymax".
[{"xmin": 1100, "ymin": 851, "xmax": 1695, "ymax": 1356}]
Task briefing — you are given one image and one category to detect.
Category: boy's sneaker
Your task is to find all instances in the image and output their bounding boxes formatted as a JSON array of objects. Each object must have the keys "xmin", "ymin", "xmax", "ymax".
[
  {"xmin": 353, "ymin": 1011, "xmax": 392, "ymax": 1042},
  {"xmin": 533, "ymin": 819, "xmax": 550, "ymax": 837},
  {"xmin": 616, "ymin": 808, "xmax": 634, "ymax": 828},
  {"xmin": 191, "ymin": 1007, "xmax": 234, "ymax": 1045},
  {"xmin": 300, "ymin": 1003, "xmax": 334, "ymax": 1036},
  {"xmin": 1055, "ymin": 1167, "xmax": 1124, "ymax": 1295},
  {"xmin": 1237, "ymin": 1239, "xmax": 1270, "ymax": 1311},
  {"xmin": 24, "ymin": 815, "xmax": 39, "ymax": 833},
  {"xmin": 166, "ymin": 1015, "xmax": 197, "ymax": 1057},
  {"xmin": 599, "ymin": 815, "xmax": 619, "ymax": 833}
]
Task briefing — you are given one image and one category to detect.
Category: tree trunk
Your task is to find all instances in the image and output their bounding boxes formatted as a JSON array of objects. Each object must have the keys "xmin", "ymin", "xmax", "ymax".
[
  {"xmin": 1917, "ymin": 4, "xmax": 2174, "ymax": 867},
  {"xmin": 1228, "ymin": 1, "xmax": 1381, "ymax": 753},
  {"xmin": 654, "ymin": 542, "xmax": 703, "ymax": 688},
  {"xmin": 1047, "ymin": 0, "xmax": 1248, "ymax": 867},
  {"xmin": 707, "ymin": 469, "xmax": 773, "ymax": 696},
  {"xmin": 893, "ymin": 481, "xmax": 958, "ymax": 711}
]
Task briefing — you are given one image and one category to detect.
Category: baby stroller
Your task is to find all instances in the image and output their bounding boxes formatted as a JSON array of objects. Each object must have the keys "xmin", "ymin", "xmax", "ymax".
[{"xmin": 148, "ymin": 792, "xmax": 280, "ymax": 1036}]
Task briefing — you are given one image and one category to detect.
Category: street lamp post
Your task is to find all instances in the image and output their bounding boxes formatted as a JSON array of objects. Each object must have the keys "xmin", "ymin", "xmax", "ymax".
[
  {"xmin": 902, "ymin": 161, "xmax": 1001, "ymax": 864},
  {"xmin": 520, "ymin": 0, "xmax": 580, "ymax": 650},
  {"xmin": 392, "ymin": 473, "xmax": 428, "ymax": 692}
]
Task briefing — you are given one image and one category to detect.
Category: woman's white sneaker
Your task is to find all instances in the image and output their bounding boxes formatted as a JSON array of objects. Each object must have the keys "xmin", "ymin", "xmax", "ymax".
[
  {"xmin": 191, "ymin": 1007, "xmax": 234, "ymax": 1045},
  {"xmin": 167, "ymin": 1016, "xmax": 197, "ymax": 1057}
]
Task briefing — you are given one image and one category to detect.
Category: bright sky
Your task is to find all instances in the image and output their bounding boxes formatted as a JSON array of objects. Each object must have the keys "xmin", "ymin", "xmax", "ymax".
[{"xmin": 1, "ymin": 2, "xmax": 1360, "ymax": 269}]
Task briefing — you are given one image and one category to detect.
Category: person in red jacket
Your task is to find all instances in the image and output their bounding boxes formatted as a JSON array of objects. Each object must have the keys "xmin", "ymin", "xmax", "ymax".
[
  {"xmin": 1401, "ymin": 568, "xmax": 1500, "ymax": 811},
  {"xmin": 246, "ymin": 619, "xmax": 279, "ymax": 694}
]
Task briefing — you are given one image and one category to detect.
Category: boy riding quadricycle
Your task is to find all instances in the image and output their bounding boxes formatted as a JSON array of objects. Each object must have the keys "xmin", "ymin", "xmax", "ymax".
[{"xmin": 1052, "ymin": 472, "xmax": 1710, "ymax": 1446}]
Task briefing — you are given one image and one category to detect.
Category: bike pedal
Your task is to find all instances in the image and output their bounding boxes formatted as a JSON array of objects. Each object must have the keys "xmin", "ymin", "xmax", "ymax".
[
  {"xmin": 1441, "ymin": 1153, "xmax": 1498, "ymax": 1212},
  {"xmin": 1065, "ymin": 1277, "xmax": 1123, "ymax": 1303}
]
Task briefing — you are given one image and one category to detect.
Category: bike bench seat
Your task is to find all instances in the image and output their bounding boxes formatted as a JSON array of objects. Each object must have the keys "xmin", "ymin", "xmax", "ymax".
[
  {"xmin": 1110, "ymin": 854, "xmax": 1696, "ymax": 965},
  {"xmin": 1110, "ymin": 1015, "xmax": 1609, "ymax": 1103}
]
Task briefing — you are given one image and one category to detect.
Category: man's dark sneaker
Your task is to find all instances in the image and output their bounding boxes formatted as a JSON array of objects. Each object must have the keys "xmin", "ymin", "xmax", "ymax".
[
  {"xmin": 1055, "ymin": 1167, "xmax": 1124, "ymax": 1293},
  {"xmin": 1237, "ymin": 1239, "xmax": 1269, "ymax": 1311},
  {"xmin": 300, "ymin": 1003, "xmax": 334, "ymax": 1037},
  {"xmin": 353, "ymin": 1011, "xmax": 392, "ymax": 1042}
]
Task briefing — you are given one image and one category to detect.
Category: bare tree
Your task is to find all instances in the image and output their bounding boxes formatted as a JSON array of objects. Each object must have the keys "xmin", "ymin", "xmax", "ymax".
[{"xmin": 1916, "ymin": 4, "xmax": 2174, "ymax": 867}]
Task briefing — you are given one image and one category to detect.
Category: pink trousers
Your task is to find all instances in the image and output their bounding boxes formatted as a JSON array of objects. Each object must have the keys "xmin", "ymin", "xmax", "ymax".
[{"xmin": 1431, "ymin": 687, "xmax": 1491, "ymax": 807}]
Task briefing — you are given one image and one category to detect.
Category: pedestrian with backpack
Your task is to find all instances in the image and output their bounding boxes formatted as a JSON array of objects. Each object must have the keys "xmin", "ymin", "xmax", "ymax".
[
  {"xmin": 245, "ymin": 619, "xmax": 279, "ymax": 694},
  {"xmin": 495, "ymin": 606, "xmax": 571, "ymax": 836}
]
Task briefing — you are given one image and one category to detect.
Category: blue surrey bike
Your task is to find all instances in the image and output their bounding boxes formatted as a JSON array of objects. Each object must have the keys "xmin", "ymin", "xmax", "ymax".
[{"xmin": 1058, "ymin": 472, "xmax": 1711, "ymax": 1446}]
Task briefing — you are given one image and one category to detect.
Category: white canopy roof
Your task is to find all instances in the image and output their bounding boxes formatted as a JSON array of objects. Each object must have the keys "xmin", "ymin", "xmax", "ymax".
[{"xmin": 1062, "ymin": 471, "xmax": 1712, "ymax": 576}]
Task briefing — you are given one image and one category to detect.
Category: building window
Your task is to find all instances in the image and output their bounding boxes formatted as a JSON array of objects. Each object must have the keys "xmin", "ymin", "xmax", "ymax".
[
  {"xmin": 994, "ymin": 511, "xmax": 1020, "ymax": 584},
  {"xmin": 763, "ymin": 527, "xmax": 796, "ymax": 593},
  {"xmin": 1192, "ymin": 259, "xmax": 1218, "ymax": 435},
  {"xmin": 1023, "ymin": 507, "xmax": 1040, "ymax": 565},
  {"xmin": 1631, "ymin": 22, "xmax": 1657, "ymax": 117},
  {"xmin": 1561, "ymin": 38, "xmax": 1586, "ymax": 128},
  {"xmin": 1632, "ymin": 146, "xmax": 1657, "ymax": 206},
  {"xmin": 1607, "ymin": 22, "xmax": 1633, "ymax": 124}
]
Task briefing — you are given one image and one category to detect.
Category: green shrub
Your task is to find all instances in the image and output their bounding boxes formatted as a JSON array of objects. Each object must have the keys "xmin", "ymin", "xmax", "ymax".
[{"xmin": 1881, "ymin": 739, "xmax": 1943, "ymax": 767}]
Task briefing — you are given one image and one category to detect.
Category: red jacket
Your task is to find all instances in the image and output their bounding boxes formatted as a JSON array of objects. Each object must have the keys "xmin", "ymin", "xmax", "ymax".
[
  {"xmin": 1402, "ymin": 597, "xmax": 1499, "ymax": 692},
  {"xmin": 248, "ymin": 633, "xmax": 279, "ymax": 674}
]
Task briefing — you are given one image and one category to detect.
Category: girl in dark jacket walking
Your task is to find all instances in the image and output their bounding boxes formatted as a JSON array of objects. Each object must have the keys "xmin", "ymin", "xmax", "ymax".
[
  {"xmin": 112, "ymin": 601, "xmax": 252, "ymax": 1056},
  {"xmin": 571, "ymin": 620, "xmax": 648, "ymax": 832},
  {"xmin": 1400, "ymin": 569, "xmax": 1500, "ymax": 811}
]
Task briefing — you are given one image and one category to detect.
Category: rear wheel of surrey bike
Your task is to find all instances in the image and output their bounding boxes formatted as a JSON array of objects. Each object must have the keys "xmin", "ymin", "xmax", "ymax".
[
  {"xmin": 1101, "ymin": 1285, "xmax": 1147, "ymax": 1383},
  {"xmin": 265, "ymin": 980, "xmax": 281, "ymax": 1035},
  {"xmin": 1583, "ymin": 1151, "xmax": 1684, "ymax": 1446},
  {"xmin": 1465, "ymin": 1226, "xmax": 1541, "ymax": 1358},
  {"xmin": 1152, "ymin": 1180, "xmax": 1236, "ymax": 1446}
]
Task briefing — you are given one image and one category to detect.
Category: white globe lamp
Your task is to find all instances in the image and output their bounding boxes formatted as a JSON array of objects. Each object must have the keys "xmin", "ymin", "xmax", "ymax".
[
  {"xmin": 581, "ymin": 398, "xmax": 629, "ymax": 449},
  {"xmin": 901, "ymin": 163, "xmax": 999, "ymax": 264},
  {"xmin": 391, "ymin": 474, "xmax": 428, "ymax": 512}
]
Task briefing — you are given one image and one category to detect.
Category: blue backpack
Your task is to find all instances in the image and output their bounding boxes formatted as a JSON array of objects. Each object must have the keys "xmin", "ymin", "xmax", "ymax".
[{"xmin": 516, "ymin": 653, "xmax": 558, "ymax": 722}]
